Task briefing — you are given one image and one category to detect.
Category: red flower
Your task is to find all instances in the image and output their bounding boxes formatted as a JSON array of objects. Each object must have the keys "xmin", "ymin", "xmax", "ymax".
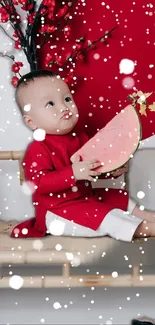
[
  {"xmin": 65, "ymin": 52, "xmax": 72, "ymax": 60},
  {"xmin": 12, "ymin": 0, "xmax": 28, "ymax": 6},
  {"xmin": 46, "ymin": 25, "xmax": 56, "ymax": 33},
  {"xmin": 74, "ymin": 43, "xmax": 83, "ymax": 51},
  {"xmin": 65, "ymin": 13, "xmax": 70, "ymax": 19},
  {"xmin": 27, "ymin": 3, "xmax": 34, "ymax": 10},
  {"xmin": 19, "ymin": 0, "xmax": 28, "ymax": 4},
  {"xmin": 21, "ymin": 3, "xmax": 33, "ymax": 10},
  {"xmin": 20, "ymin": 5, "xmax": 26, "ymax": 10},
  {"xmin": 55, "ymin": 55, "xmax": 64, "ymax": 66},
  {"xmin": 39, "ymin": 26, "xmax": 47, "ymax": 34},
  {"xmin": 44, "ymin": 54, "xmax": 53, "ymax": 65},
  {"xmin": 42, "ymin": 0, "xmax": 56, "ymax": 19},
  {"xmin": 0, "ymin": 7, "xmax": 9, "ymax": 23},
  {"xmin": 12, "ymin": 61, "xmax": 23, "ymax": 73},
  {"xmin": 76, "ymin": 52, "xmax": 84, "ymax": 61},
  {"xmin": 11, "ymin": 76, "xmax": 19, "ymax": 88},
  {"xmin": 39, "ymin": 24, "xmax": 56, "ymax": 34},
  {"xmin": 27, "ymin": 12, "xmax": 36, "ymax": 24},
  {"xmin": 18, "ymin": 62, "xmax": 23, "ymax": 67},
  {"xmin": 64, "ymin": 76, "xmax": 69, "ymax": 83},
  {"xmin": 64, "ymin": 72, "xmax": 73, "ymax": 84},
  {"xmin": 64, "ymin": 25, "xmax": 71, "ymax": 37},
  {"xmin": 14, "ymin": 40, "xmax": 21, "ymax": 49},
  {"xmin": 12, "ymin": 32, "xmax": 18, "ymax": 39},
  {"xmin": 43, "ymin": 0, "xmax": 55, "ymax": 7},
  {"xmin": 57, "ymin": 5, "xmax": 68, "ymax": 18},
  {"xmin": 40, "ymin": 7, "xmax": 48, "ymax": 16},
  {"xmin": 47, "ymin": 12, "xmax": 54, "ymax": 20},
  {"xmin": 12, "ymin": 0, "xmax": 19, "ymax": 4}
]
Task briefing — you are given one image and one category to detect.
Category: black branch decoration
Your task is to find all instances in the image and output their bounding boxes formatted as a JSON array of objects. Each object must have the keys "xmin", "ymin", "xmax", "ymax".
[{"xmin": 0, "ymin": 0, "xmax": 118, "ymax": 88}]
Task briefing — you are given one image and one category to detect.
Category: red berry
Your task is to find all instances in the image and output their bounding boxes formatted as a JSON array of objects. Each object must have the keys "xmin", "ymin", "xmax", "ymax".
[
  {"xmin": 12, "ymin": 0, "xmax": 19, "ymax": 5},
  {"xmin": 64, "ymin": 25, "xmax": 71, "ymax": 37},
  {"xmin": 11, "ymin": 62, "xmax": 23, "ymax": 73},
  {"xmin": 12, "ymin": 32, "xmax": 18, "ymax": 39},
  {"xmin": 57, "ymin": 5, "xmax": 68, "ymax": 18},
  {"xmin": 11, "ymin": 76, "xmax": 19, "ymax": 88},
  {"xmin": 14, "ymin": 41, "xmax": 21, "ymax": 50},
  {"xmin": 44, "ymin": 54, "xmax": 53, "ymax": 65},
  {"xmin": 75, "ymin": 43, "xmax": 83, "ymax": 51},
  {"xmin": 17, "ymin": 61, "xmax": 23, "ymax": 67},
  {"xmin": 0, "ymin": 8, "xmax": 9, "ymax": 23}
]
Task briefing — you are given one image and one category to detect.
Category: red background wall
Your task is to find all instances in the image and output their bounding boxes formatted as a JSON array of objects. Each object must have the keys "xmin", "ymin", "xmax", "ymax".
[{"xmin": 37, "ymin": 0, "xmax": 155, "ymax": 140}]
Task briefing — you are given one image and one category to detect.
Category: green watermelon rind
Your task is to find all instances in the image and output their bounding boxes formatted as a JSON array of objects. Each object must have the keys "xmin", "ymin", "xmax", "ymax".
[{"xmin": 99, "ymin": 103, "xmax": 142, "ymax": 174}]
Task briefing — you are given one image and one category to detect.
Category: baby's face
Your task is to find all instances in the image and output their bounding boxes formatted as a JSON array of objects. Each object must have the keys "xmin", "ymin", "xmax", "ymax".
[{"xmin": 18, "ymin": 76, "xmax": 79, "ymax": 135}]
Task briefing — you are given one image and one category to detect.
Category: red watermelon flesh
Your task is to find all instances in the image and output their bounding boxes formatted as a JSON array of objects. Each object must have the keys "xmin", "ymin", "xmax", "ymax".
[{"xmin": 71, "ymin": 105, "xmax": 142, "ymax": 173}]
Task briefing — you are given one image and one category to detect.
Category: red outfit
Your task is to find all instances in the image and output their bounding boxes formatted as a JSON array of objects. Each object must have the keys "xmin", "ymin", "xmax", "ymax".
[{"xmin": 11, "ymin": 131, "xmax": 129, "ymax": 238}]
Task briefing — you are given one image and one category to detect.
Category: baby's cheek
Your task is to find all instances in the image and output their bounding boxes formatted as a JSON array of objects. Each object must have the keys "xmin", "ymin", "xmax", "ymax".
[
  {"xmin": 74, "ymin": 107, "xmax": 79, "ymax": 114},
  {"xmin": 71, "ymin": 102, "xmax": 78, "ymax": 110}
]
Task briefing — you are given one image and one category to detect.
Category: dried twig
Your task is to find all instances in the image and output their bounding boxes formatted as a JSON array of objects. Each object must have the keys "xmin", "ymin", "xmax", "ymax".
[{"xmin": 0, "ymin": 24, "xmax": 14, "ymax": 41}]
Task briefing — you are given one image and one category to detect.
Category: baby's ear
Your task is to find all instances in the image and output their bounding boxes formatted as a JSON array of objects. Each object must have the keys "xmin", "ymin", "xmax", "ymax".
[{"xmin": 23, "ymin": 115, "xmax": 36, "ymax": 131}]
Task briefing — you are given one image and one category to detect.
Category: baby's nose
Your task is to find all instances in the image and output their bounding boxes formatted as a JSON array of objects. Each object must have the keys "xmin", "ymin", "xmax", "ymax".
[{"xmin": 60, "ymin": 106, "xmax": 69, "ymax": 113}]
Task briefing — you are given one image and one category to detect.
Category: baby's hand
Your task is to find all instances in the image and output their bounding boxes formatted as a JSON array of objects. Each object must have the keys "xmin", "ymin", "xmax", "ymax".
[{"xmin": 71, "ymin": 154, "xmax": 102, "ymax": 182}]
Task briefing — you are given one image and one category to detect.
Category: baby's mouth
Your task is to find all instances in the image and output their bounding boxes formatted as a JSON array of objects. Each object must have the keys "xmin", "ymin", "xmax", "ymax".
[{"xmin": 62, "ymin": 111, "xmax": 73, "ymax": 119}]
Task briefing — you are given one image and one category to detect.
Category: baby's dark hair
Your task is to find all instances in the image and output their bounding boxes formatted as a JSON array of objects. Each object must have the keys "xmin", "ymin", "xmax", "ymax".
[
  {"xmin": 15, "ymin": 69, "xmax": 56, "ymax": 115},
  {"xmin": 16, "ymin": 69, "xmax": 56, "ymax": 89}
]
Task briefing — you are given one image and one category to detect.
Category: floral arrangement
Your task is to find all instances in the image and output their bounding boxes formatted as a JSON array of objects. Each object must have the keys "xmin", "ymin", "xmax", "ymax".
[
  {"xmin": 128, "ymin": 91, "xmax": 155, "ymax": 116},
  {"xmin": 0, "ymin": 0, "xmax": 118, "ymax": 88}
]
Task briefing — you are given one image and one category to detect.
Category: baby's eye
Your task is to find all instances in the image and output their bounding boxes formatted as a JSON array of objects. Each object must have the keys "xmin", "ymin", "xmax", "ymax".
[
  {"xmin": 46, "ymin": 101, "xmax": 55, "ymax": 107},
  {"xmin": 65, "ymin": 96, "xmax": 72, "ymax": 102}
]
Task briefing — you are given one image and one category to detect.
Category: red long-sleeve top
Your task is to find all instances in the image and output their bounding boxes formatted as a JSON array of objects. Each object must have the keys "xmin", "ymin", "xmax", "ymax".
[{"xmin": 11, "ymin": 131, "xmax": 128, "ymax": 238}]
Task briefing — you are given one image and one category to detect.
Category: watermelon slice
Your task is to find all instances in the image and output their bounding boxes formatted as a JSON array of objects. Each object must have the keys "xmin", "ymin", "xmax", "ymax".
[{"xmin": 71, "ymin": 105, "xmax": 142, "ymax": 173}]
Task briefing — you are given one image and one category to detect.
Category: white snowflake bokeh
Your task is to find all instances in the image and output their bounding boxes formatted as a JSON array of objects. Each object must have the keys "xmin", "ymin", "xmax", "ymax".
[{"xmin": 0, "ymin": 0, "xmax": 155, "ymax": 324}]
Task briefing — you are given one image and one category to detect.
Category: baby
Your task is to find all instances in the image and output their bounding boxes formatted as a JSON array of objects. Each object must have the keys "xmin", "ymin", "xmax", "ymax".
[{"xmin": 9, "ymin": 70, "xmax": 155, "ymax": 241}]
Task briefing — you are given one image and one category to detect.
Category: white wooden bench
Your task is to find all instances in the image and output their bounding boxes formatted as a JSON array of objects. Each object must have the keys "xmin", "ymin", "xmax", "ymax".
[{"xmin": 0, "ymin": 150, "xmax": 154, "ymax": 289}]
